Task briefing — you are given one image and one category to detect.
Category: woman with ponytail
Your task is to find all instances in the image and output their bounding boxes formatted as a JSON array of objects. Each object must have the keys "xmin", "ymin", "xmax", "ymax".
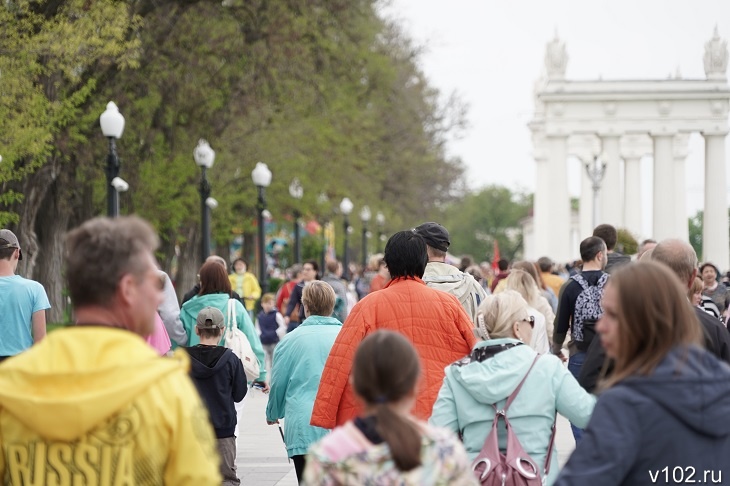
[{"xmin": 303, "ymin": 331, "xmax": 476, "ymax": 485}]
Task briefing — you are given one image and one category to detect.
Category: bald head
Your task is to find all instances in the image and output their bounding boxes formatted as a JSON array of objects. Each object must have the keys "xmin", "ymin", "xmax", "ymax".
[
  {"xmin": 650, "ymin": 239, "xmax": 698, "ymax": 288},
  {"xmin": 205, "ymin": 255, "xmax": 228, "ymax": 269}
]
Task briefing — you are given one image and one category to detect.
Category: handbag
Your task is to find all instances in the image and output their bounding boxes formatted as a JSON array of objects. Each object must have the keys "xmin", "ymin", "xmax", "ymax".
[{"xmin": 225, "ymin": 299, "xmax": 261, "ymax": 380}]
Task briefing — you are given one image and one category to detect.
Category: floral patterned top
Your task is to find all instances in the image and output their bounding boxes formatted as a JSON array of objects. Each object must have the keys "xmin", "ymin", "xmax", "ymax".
[{"xmin": 303, "ymin": 420, "xmax": 477, "ymax": 485}]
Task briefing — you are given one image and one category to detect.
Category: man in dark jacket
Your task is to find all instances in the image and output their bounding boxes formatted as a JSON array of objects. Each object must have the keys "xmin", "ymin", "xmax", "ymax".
[
  {"xmin": 579, "ymin": 238, "xmax": 730, "ymax": 392},
  {"xmin": 593, "ymin": 223, "xmax": 630, "ymax": 274}
]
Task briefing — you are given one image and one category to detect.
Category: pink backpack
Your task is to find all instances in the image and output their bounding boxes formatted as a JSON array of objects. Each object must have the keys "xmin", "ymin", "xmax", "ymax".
[{"xmin": 471, "ymin": 355, "xmax": 556, "ymax": 485}]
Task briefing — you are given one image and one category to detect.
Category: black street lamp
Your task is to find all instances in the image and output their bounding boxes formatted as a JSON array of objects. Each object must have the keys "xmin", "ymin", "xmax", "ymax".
[
  {"xmin": 340, "ymin": 197, "xmax": 354, "ymax": 280},
  {"xmin": 194, "ymin": 139, "xmax": 216, "ymax": 264},
  {"xmin": 376, "ymin": 211, "xmax": 386, "ymax": 253},
  {"xmin": 360, "ymin": 205, "xmax": 371, "ymax": 267},
  {"xmin": 252, "ymin": 162, "xmax": 273, "ymax": 293},
  {"xmin": 289, "ymin": 178, "xmax": 304, "ymax": 264},
  {"xmin": 99, "ymin": 102, "xmax": 125, "ymax": 217}
]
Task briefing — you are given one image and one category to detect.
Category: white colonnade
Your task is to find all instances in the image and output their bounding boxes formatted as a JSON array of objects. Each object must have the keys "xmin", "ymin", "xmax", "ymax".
[{"xmin": 528, "ymin": 29, "xmax": 730, "ymax": 269}]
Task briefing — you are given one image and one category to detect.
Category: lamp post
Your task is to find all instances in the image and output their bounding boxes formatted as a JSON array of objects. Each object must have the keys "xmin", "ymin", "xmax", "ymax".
[
  {"xmin": 289, "ymin": 178, "xmax": 304, "ymax": 264},
  {"xmin": 585, "ymin": 156, "xmax": 607, "ymax": 228},
  {"xmin": 376, "ymin": 211, "xmax": 385, "ymax": 253},
  {"xmin": 194, "ymin": 139, "xmax": 216, "ymax": 264},
  {"xmin": 252, "ymin": 162, "xmax": 273, "ymax": 293},
  {"xmin": 360, "ymin": 205, "xmax": 371, "ymax": 267},
  {"xmin": 99, "ymin": 102, "xmax": 125, "ymax": 217},
  {"xmin": 340, "ymin": 197, "xmax": 354, "ymax": 280}
]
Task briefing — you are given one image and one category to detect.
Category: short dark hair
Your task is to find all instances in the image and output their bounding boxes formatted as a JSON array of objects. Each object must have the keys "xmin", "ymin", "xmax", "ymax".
[
  {"xmin": 198, "ymin": 327, "xmax": 223, "ymax": 340},
  {"xmin": 232, "ymin": 258, "xmax": 247, "ymax": 270},
  {"xmin": 580, "ymin": 236, "xmax": 606, "ymax": 262},
  {"xmin": 498, "ymin": 258, "xmax": 509, "ymax": 271},
  {"xmin": 198, "ymin": 261, "xmax": 232, "ymax": 295},
  {"xmin": 384, "ymin": 231, "xmax": 427, "ymax": 278},
  {"xmin": 537, "ymin": 256, "xmax": 553, "ymax": 272},
  {"xmin": 0, "ymin": 239, "xmax": 15, "ymax": 260},
  {"xmin": 593, "ymin": 224, "xmax": 618, "ymax": 251},
  {"xmin": 65, "ymin": 216, "xmax": 159, "ymax": 307}
]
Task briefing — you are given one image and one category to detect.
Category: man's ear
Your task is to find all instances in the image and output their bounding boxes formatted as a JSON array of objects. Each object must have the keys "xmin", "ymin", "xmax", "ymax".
[
  {"xmin": 117, "ymin": 273, "xmax": 136, "ymax": 306},
  {"xmin": 690, "ymin": 268, "xmax": 698, "ymax": 288}
]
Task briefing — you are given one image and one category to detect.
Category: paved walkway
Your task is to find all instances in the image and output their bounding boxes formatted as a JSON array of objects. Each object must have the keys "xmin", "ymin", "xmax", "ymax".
[{"xmin": 235, "ymin": 388, "xmax": 577, "ymax": 485}]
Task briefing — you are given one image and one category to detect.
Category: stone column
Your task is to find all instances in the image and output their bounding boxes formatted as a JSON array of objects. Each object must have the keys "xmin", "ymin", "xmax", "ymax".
[
  {"xmin": 579, "ymin": 160, "xmax": 593, "ymax": 240},
  {"xmin": 545, "ymin": 135, "xmax": 571, "ymax": 262},
  {"xmin": 652, "ymin": 133, "xmax": 675, "ymax": 240},
  {"xmin": 623, "ymin": 155, "xmax": 642, "ymax": 237},
  {"xmin": 533, "ymin": 153, "xmax": 551, "ymax": 259},
  {"xmin": 703, "ymin": 131, "xmax": 729, "ymax": 270},
  {"xmin": 599, "ymin": 135, "xmax": 623, "ymax": 228},
  {"xmin": 672, "ymin": 133, "xmax": 690, "ymax": 242}
]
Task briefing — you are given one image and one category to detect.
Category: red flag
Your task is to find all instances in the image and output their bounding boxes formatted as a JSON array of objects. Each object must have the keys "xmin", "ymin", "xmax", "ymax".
[{"xmin": 492, "ymin": 240, "xmax": 500, "ymax": 272}]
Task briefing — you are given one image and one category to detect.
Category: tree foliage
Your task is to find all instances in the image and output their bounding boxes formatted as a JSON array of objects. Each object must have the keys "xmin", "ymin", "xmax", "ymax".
[
  {"xmin": 0, "ymin": 0, "xmax": 466, "ymax": 319},
  {"xmin": 439, "ymin": 185, "xmax": 532, "ymax": 262}
]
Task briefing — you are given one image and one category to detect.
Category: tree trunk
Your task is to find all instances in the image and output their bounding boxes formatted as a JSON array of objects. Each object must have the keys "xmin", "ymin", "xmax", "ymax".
[
  {"xmin": 34, "ymin": 180, "xmax": 71, "ymax": 324},
  {"xmin": 13, "ymin": 164, "xmax": 57, "ymax": 278},
  {"xmin": 174, "ymin": 224, "xmax": 200, "ymax": 303}
]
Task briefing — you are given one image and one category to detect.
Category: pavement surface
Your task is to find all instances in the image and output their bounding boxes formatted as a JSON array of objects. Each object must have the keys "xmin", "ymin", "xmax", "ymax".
[{"xmin": 235, "ymin": 388, "xmax": 577, "ymax": 485}]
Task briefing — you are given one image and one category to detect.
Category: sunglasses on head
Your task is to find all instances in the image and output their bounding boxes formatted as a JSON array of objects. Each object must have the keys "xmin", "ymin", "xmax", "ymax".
[{"xmin": 519, "ymin": 315, "xmax": 535, "ymax": 329}]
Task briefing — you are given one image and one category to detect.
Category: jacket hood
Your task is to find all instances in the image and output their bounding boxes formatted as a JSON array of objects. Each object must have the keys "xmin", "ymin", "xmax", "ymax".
[
  {"xmin": 299, "ymin": 315, "xmax": 343, "ymax": 328},
  {"xmin": 621, "ymin": 346, "xmax": 730, "ymax": 438},
  {"xmin": 180, "ymin": 293, "xmax": 230, "ymax": 323},
  {"xmin": 422, "ymin": 262, "xmax": 477, "ymax": 301},
  {"xmin": 187, "ymin": 346, "xmax": 233, "ymax": 379},
  {"xmin": 449, "ymin": 339, "xmax": 536, "ymax": 404},
  {"xmin": 0, "ymin": 327, "xmax": 189, "ymax": 441}
]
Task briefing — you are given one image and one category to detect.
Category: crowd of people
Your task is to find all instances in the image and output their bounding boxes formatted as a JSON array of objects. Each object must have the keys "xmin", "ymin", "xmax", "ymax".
[{"xmin": 2, "ymin": 217, "xmax": 730, "ymax": 484}]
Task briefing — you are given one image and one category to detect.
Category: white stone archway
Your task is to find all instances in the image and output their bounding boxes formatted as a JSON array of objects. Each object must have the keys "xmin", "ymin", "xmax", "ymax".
[{"xmin": 528, "ymin": 29, "xmax": 730, "ymax": 269}]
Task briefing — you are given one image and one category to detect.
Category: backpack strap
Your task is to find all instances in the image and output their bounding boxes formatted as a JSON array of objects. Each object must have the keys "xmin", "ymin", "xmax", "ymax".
[
  {"xmin": 570, "ymin": 273, "xmax": 589, "ymax": 291},
  {"xmin": 544, "ymin": 413, "xmax": 558, "ymax": 475},
  {"xmin": 501, "ymin": 354, "xmax": 540, "ymax": 413},
  {"xmin": 596, "ymin": 272, "xmax": 609, "ymax": 290}
]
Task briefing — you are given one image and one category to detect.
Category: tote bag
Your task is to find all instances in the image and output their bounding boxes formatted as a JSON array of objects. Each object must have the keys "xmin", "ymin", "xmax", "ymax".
[{"xmin": 225, "ymin": 299, "xmax": 260, "ymax": 380}]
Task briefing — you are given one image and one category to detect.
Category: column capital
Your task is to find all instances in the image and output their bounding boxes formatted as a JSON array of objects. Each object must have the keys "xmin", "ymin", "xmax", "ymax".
[
  {"xmin": 597, "ymin": 132, "xmax": 622, "ymax": 140},
  {"xmin": 649, "ymin": 129, "xmax": 678, "ymax": 138},
  {"xmin": 702, "ymin": 129, "xmax": 729, "ymax": 137}
]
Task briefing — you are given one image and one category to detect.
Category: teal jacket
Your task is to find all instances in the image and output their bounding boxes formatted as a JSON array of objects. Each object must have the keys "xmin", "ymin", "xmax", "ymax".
[
  {"xmin": 180, "ymin": 293, "xmax": 267, "ymax": 382},
  {"xmin": 430, "ymin": 338, "xmax": 595, "ymax": 485},
  {"xmin": 265, "ymin": 315, "xmax": 342, "ymax": 456}
]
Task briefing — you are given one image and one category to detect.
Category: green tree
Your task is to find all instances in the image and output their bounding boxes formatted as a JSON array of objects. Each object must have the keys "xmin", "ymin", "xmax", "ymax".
[
  {"xmin": 689, "ymin": 211, "xmax": 703, "ymax": 258},
  {"xmin": 440, "ymin": 185, "xmax": 532, "ymax": 262},
  {"xmin": 1, "ymin": 0, "xmax": 467, "ymax": 314}
]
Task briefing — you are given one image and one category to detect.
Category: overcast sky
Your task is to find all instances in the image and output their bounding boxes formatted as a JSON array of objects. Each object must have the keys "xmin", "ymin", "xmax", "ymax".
[{"xmin": 381, "ymin": 0, "xmax": 730, "ymax": 237}]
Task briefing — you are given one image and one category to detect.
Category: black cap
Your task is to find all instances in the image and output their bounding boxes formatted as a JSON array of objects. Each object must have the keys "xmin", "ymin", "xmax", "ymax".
[{"xmin": 413, "ymin": 222, "xmax": 450, "ymax": 252}]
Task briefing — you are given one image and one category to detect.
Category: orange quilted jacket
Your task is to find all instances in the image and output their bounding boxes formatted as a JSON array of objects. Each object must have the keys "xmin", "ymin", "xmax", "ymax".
[{"xmin": 310, "ymin": 277, "xmax": 477, "ymax": 429}]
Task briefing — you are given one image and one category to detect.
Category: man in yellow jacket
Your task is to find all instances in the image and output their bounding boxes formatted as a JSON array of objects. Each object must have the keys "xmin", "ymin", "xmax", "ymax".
[{"xmin": 0, "ymin": 216, "xmax": 221, "ymax": 485}]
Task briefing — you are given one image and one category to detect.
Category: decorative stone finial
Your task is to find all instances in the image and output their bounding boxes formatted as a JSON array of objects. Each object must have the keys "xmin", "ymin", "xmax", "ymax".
[
  {"xmin": 545, "ymin": 32, "xmax": 568, "ymax": 80},
  {"xmin": 704, "ymin": 26, "xmax": 728, "ymax": 80}
]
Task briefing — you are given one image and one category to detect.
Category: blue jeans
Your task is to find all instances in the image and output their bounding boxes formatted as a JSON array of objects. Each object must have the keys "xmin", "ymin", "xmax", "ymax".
[{"xmin": 567, "ymin": 351, "xmax": 587, "ymax": 443}]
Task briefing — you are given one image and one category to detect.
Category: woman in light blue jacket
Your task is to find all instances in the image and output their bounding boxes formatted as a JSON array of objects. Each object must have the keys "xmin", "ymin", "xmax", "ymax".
[
  {"xmin": 430, "ymin": 290, "xmax": 595, "ymax": 486},
  {"xmin": 180, "ymin": 261, "xmax": 266, "ymax": 383},
  {"xmin": 266, "ymin": 280, "xmax": 342, "ymax": 483}
]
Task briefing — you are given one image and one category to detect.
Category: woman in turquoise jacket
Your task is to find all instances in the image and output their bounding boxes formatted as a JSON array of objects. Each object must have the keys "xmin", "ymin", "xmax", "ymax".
[
  {"xmin": 266, "ymin": 281, "xmax": 342, "ymax": 483},
  {"xmin": 430, "ymin": 290, "xmax": 595, "ymax": 486},
  {"xmin": 180, "ymin": 261, "xmax": 267, "ymax": 383}
]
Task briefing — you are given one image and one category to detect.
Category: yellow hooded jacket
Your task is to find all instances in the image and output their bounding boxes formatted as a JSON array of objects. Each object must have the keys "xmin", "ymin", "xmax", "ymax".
[{"xmin": 0, "ymin": 326, "xmax": 221, "ymax": 485}]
